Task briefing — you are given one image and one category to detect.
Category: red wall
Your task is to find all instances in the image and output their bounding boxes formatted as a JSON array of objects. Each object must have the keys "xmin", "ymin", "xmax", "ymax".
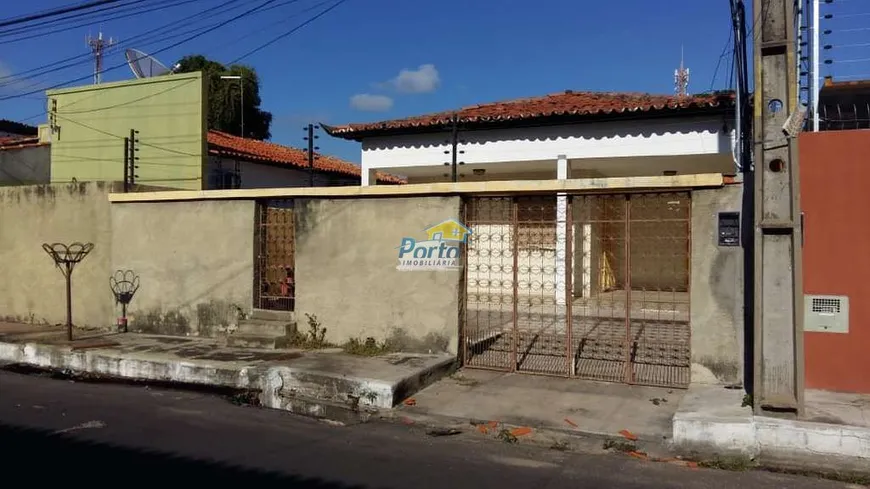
[{"xmin": 801, "ymin": 130, "xmax": 870, "ymax": 393}]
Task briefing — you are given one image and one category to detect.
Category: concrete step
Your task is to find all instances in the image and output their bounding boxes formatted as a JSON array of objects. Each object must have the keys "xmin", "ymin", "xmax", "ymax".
[
  {"xmin": 237, "ymin": 319, "xmax": 296, "ymax": 337},
  {"xmin": 226, "ymin": 333, "xmax": 293, "ymax": 350},
  {"xmin": 250, "ymin": 309, "xmax": 295, "ymax": 322}
]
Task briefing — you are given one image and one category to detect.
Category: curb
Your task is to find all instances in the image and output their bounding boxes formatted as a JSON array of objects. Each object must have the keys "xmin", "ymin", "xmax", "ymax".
[
  {"xmin": 672, "ymin": 410, "xmax": 870, "ymax": 476},
  {"xmin": 383, "ymin": 409, "xmax": 674, "ymax": 459},
  {"xmin": 0, "ymin": 339, "xmax": 454, "ymax": 423}
]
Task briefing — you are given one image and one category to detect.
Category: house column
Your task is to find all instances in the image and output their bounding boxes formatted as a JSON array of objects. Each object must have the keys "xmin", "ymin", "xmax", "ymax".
[
  {"xmin": 360, "ymin": 163, "xmax": 377, "ymax": 186},
  {"xmin": 555, "ymin": 155, "xmax": 568, "ymax": 307}
]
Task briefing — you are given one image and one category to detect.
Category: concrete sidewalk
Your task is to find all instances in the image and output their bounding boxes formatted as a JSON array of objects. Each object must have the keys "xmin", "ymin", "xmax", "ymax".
[
  {"xmin": 392, "ymin": 367, "xmax": 870, "ymax": 476},
  {"xmin": 0, "ymin": 323, "xmax": 455, "ymax": 420},
  {"xmin": 672, "ymin": 384, "xmax": 870, "ymax": 474},
  {"xmin": 391, "ymin": 368, "xmax": 682, "ymax": 457}
]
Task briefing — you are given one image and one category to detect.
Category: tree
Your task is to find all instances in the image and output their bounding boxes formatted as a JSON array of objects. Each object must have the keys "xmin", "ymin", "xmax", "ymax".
[{"xmin": 175, "ymin": 55, "xmax": 273, "ymax": 140}]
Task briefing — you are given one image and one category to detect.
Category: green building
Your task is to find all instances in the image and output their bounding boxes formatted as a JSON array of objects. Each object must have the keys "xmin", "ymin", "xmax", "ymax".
[{"xmin": 47, "ymin": 72, "xmax": 208, "ymax": 190}]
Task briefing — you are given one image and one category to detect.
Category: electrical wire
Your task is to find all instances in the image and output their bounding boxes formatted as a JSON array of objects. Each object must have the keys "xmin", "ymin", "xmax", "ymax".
[
  {"xmin": 830, "ymin": 57, "xmax": 870, "ymax": 63},
  {"xmin": 0, "ymin": 0, "xmax": 247, "ymax": 85},
  {"xmin": 227, "ymin": 0, "xmax": 349, "ymax": 64},
  {"xmin": 0, "ymin": 0, "xmax": 134, "ymax": 29},
  {"xmin": 2, "ymin": 0, "xmax": 295, "ymax": 123},
  {"xmin": 0, "ymin": 0, "xmax": 190, "ymax": 45},
  {"xmin": 710, "ymin": 27, "xmax": 733, "ymax": 91},
  {"xmin": 0, "ymin": 0, "xmax": 313, "ymax": 94},
  {"xmin": 211, "ymin": 0, "xmax": 332, "ymax": 57},
  {"xmin": 59, "ymin": 79, "xmax": 199, "ymax": 114},
  {"xmin": 0, "ymin": 0, "xmax": 305, "ymax": 43},
  {"xmin": 0, "ymin": 0, "xmax": 281, "ymax": 102},
  {"xmin": 0, "ymin": 0, "xmax": 148, "ymax": 38},
  {"xmin": 54, "ymin": 112, "xmax": 202, "ymax": 157}
]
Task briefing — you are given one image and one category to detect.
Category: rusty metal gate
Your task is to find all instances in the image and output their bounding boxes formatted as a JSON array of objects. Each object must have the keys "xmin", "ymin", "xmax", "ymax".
[
  {"xmin": 254, "ymin": 199, "xmax": 295, "ymax": 311},
  {"xmin": 462, "ymin": 192, "xmax": 691, "ymax": 388}
]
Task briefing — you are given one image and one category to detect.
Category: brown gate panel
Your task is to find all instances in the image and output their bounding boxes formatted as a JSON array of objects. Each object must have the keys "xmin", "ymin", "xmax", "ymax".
[
  {"xmin": 464, "ymin": 197, "xmax": 514, "ymax": 370},
  {"xmin": 255, "ymin": 200, "xmax": 295, "ymax": 311},
  {"xmin": 514, "ymin": 195, "xmax": 570, "ymax": 376},
  {"xmin": 571, "ymin": 194, "xmax": 630, "ymax": 383},
  {"xmin": 626, "ymin": 193, "xmax": 691, "ymax": 387},
  {"xmin": 463, "ymin": 192, "xmax": 692, "ymax": 389}
]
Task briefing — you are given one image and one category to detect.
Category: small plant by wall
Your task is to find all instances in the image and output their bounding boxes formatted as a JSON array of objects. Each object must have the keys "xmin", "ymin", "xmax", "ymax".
[
  {"xmin": 343, "ymin": 336, "xmax": 394, "ymax": 356},
  {"xmin": 289, "ymin": 313, "xmax": 331, "ymax": 349}
]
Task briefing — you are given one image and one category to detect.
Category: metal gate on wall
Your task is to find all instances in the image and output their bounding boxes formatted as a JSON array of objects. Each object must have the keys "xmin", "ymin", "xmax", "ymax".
[
  {"xmin": 462, "ymin": 192, "xmax": 692, "ymax": 388},
  {"xmin": 254, "ymin": 199, "xmax": 295, "ymax": 311}
]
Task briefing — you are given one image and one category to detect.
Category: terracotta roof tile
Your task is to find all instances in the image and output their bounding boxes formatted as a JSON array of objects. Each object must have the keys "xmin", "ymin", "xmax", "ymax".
[
  {"xmin": 206, "ymin": 130, "xmax": 405, "ymax": 184},
  {"xmin": 0, "ymin": 136, "xmax": 45, "ymax": 150},
  {"xmin": 325, "ymin": 90, "xmax": 736, "ymax": 139}
]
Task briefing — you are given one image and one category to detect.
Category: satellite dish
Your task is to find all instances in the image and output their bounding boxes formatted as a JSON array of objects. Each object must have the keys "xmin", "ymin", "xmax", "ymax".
[{"xmin": 125, "ymin": 48, "xmax": 172, "ymax": 78}]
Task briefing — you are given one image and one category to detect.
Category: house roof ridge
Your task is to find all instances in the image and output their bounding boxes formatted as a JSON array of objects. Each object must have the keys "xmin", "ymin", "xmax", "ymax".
[{"xmin": 325, "ymin": 89, "xmax": 736, "ymax": 140}]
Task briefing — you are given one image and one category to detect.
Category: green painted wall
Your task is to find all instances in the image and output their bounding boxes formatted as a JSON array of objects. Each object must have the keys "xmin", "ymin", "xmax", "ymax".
[{"xmin": 47, "ymin": 72, "xmax": 207, "ymax": 190}]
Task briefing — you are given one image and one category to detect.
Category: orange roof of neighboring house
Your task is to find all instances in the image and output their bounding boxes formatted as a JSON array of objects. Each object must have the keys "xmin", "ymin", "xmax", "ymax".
[
  {"xmin": 206, "ymin": 130, "xmax": 405, "ymax": 184},
  {"xmin": 324, "ymin": 90, "xmax": 736, "ymax": 140},
  {"xmin": 0, "ymin": 136, "xmax": 45, "ymax": 150}
]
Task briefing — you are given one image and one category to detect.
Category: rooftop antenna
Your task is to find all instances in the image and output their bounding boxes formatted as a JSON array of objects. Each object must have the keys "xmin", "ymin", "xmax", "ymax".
[
  {"xmin": 87, "ymin": 29, "xmax": 116, "ymax": 84},
  {"xmin": 124, "ymin": 48, "xmax": 172, "ymax": 78},
  {"xmin": 674, "ymin": 45, "xmax": 690, "ymax": 97}
]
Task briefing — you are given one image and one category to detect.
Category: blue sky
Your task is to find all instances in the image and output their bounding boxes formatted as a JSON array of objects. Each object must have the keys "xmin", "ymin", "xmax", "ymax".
[{"xmin": 2, "ymin": 0, "xmax": 745, "ymax": 163}]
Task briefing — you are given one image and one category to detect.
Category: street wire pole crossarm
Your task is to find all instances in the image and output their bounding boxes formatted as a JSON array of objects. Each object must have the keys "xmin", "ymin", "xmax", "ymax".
[{"xmin": 752, "ymin": 0, "xmax": 805, "ymax": 417}]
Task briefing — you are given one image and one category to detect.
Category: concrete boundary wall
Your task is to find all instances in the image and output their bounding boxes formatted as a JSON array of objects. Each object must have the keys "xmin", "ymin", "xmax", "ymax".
[
  {"xmin": 690, "ymin": 185, "xmax": 745, "ymax": 385},
  {"xmin": 0, "ymin": 182, "xmax": 118, "ymax": 327},
  {"xmin": 294, "ymin": 196, "xmax": 463, "ymax": 354},
  {"xmin": 2, "ymin": 176, "xmax": 741, "ymax": 365},
  {"xmin": 110, "ymin": 200, "xmax": 256, "ymax": 337}
]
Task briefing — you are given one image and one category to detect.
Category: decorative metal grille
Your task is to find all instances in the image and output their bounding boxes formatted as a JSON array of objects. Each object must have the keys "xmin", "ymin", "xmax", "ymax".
[
  {"xmin": 255, "ymin": 200, "xmax": 295, "ymax": 311},
  {"xmin": 462, "ymin": 192, "xmax": 692, "ymax": 388}
]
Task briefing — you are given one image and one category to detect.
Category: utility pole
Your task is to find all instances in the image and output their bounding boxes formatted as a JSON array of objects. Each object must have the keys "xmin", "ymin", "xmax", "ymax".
[
  {"xmin": 128, "ymin": 129, "xmax": 139, "ymax": 187},
  {"xmin": 303, "ymin": 124, "xmax": 319, "ymax": 187},
  {"xmin": 752, "ymin": 0, "xmax": 805, "ymax": 417},
  {"xmin": 87, "ymin": 31, "xmax": 115, "ymax": 84}
]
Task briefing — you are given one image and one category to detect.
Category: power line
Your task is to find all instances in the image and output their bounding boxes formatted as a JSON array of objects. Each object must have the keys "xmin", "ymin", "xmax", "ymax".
[
  {"xmin": 212, "ymin": 0, "xmax": 332, "ymax": 56},
  {"xmin": 709, "ymin": 27, "xmax": 733, "ymax": 91},
  {"xmin": 0, "ymin": 0, "xmax": 315, "ymax": 92},
  {"xmin": 0, "ymin": 0, "xmax": 281, "ymax": 102},
  {"xmin": 59, "ymin": 79, "xmax": 198, "ymax": 114},
  {"xmin": 0, "ymin": 0, "xmax": 247, "ymax": 86},
  {"xmin": 53, "ymin": 112, "xmax": 201, "ymax": 157},
  {"xmin": 0, "ymin": 0, "xmax": 189, "ymax": 46},
  {"xmin": 227, "ymin": 0, "xmax": 349, "ymax": 64},
  {"xmin": 0, "ymin": 0, "xmax": 133, "ymax": 29},
  {"xmin": 0, "ymin": 0, "xmax": 148, "ymax": 39}
]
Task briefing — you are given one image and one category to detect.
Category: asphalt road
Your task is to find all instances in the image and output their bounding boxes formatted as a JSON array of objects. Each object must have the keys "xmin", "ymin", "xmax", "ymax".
[{"xmin": 0, "ymin": 369, "xmax": 854, "ymax": 489}]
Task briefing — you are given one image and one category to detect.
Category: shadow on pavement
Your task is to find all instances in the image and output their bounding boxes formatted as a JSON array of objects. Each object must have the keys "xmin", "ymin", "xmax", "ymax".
[{"xmin": 0, "ymin": 422, "xmax": 363, "ymax": 487}]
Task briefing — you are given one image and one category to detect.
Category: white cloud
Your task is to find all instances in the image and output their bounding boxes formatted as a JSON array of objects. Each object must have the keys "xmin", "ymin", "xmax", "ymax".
[
  {"xmin": 390, "ymin": 64, "xmax": 440, "ymax": 94},
  {"xmin": 350, "ymin": 93, "xmax": 394, "ymax": 112}
]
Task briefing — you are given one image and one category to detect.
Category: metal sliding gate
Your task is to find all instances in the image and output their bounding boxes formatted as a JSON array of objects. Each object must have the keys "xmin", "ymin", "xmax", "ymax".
[
  {"xmin": 462, "ymin": 192, "xmax": 692, "ymax": 388},
  {"xmin": 254, "ymin": 199, "xmax": 295, "ymax": 311}
]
